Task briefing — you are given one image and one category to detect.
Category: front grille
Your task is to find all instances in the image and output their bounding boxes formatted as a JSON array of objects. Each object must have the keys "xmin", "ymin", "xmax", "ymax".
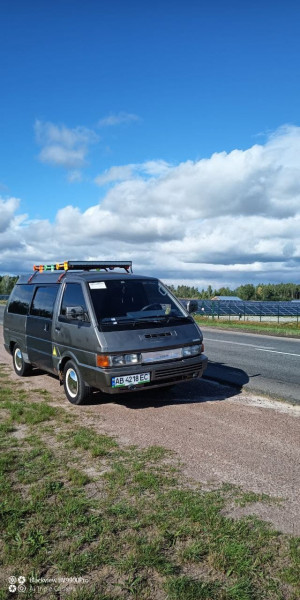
[{"xmin": 153, "ymin": 361, "xmax": 203, "ymax": 381}]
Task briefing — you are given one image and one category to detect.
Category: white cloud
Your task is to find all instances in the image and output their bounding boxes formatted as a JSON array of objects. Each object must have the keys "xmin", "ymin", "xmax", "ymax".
[
  {"xmin": 35, "ymin": 120, "xmax": 99, "ymax": 169},
  {"xmin": 95, "ymin": 165, "xmax": 136, "ymax": 185},
  {"xmin": 98, "ymin": 112, "xmax": 141, "ymax": 127},
  {"xmin": 38, "ymin": 146, "xmax": 87, "ymax": 169},
  {"xmin": 142, "ymin": 160, "xmax": 171, "ymax": 176},
  {"xmin": 67, "ymin": 170, "xmax": 83, "ymax": 183},
  {"xmin": 95, "ymin": 160, "xmax": 171, "ymax": 185},
  {"xmin": 0, "ymin": 197, "xmax": 20, "ymax": 233},
  {"xmin": 2, "ymin": 125, "xmax": 300, "ymax": 287}
]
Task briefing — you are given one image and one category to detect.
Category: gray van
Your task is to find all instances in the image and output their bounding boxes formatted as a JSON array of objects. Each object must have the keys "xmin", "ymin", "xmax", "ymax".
[{"xmin": 3, "ymin": 261, "xmax": 208, "ymax": 404}]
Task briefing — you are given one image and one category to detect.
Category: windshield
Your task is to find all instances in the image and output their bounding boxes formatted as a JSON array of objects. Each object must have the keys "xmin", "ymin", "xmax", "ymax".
[{"xmin": 88, "ymin": 278, "xmax": 189, "ymax": 331}]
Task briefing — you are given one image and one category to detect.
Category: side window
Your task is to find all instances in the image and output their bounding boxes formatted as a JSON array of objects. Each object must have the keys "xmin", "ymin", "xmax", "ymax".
[
  {"xmin": 8, "ymin": 285, "xmax": 34, "ymax": 315},
  {"xmin": 60, "ymin": 283, "xmax": 89, "ymax": 322},
  {"xmin": 30, "ymin": 286, "xmax": 59, "ymax": 318}
]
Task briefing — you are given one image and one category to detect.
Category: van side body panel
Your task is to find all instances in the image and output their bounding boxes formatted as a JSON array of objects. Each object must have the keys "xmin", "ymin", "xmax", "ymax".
[
  {"xmin": 52, "ymin": 320, "xmax": 100, "ymax": 381},
  {"xmin": 3, "ymin": 311, "xmax": 28, "ymax": 359}
]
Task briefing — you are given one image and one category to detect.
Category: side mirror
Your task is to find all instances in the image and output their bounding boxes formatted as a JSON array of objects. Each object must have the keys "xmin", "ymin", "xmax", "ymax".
[
  {"xmin": 65, "ymin": 306, "xmax": 85, "ymax": 320},
  {"xmin": 186, "ymin": 300, "xmax": 198, "ymax": 314}
]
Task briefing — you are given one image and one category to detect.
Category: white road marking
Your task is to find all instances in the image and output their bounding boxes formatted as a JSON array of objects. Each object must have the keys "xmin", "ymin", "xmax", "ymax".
[
  {"xmin": 255, "ymin": 348, "xmax": 300, "ymax": 357},
  {"xmin": 205, "ymin": 337, "xmax": 300, "ymax": 358}
]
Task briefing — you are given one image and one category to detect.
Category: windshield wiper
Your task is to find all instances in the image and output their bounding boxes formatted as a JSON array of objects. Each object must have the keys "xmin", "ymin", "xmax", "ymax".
[
  {"xmin": 165, "ymin": 313, "xmax": 188, "ymax": 321},
  {"xmin": 129, "ymin": 316, "xmax": 167, "ymax": 326},
  {"xmin": 100, "ymin": 316, "xmax": 163, "ymax": 327},
  {"xmin": 100, "ymin": 314, "xmax": 188, "ymax": 327},
  {"xmin": 130, "ymin": 314, "xmax": 188, "ymax": 326}
]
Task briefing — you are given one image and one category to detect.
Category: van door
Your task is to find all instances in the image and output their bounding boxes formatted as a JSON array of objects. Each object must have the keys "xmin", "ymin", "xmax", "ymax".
[
  {"xmin": 53, "ymin": 282, "xmax": 92, "ymax": 358},
  {"xmin": 26, "ymin": 285, "xmax": 59, "ymax": 372}
]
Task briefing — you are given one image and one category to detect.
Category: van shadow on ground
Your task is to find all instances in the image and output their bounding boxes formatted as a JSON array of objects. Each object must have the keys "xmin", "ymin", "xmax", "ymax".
[
  {"xmin": 89, "ymin": 361, "xmax": 250, "ymax": 409},
  {"xmin": 204, "ymin": 361, "xmax": 251, "ymax": 390}
]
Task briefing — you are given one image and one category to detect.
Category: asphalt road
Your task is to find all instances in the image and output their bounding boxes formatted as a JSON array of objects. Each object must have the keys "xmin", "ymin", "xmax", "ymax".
[
  {"xmin": 202, "ymin": 327, "xmax": 300, "ymax": 403},
  {"xmin": 0, "ymin": 305, "xmax": 299, "ymax": 402}
]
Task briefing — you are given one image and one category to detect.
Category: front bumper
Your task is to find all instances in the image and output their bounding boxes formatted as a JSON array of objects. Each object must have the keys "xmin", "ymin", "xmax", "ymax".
[{"xmin": 85, "ymin": 353, "xmax": 208, "ymax": 394}]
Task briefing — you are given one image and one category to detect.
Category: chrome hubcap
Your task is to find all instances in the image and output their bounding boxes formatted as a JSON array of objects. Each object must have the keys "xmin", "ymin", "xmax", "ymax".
[
  {"xmin": 66, "ymin": 368, "xmax": 78, "ymax": 398},
  {"xmin": 15, "ymin": 348, "xmax": 23, "ymax": 371}
]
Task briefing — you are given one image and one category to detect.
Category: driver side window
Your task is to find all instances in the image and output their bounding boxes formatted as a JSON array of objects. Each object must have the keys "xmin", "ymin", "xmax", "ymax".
[{"xmin": 60, "ymin": 283, "xmax": 89, "ymax": 323}]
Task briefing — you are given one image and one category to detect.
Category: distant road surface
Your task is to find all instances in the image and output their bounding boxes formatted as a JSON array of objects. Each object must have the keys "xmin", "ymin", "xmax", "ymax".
[
  {"xmin": 0, "ymin": 305, "xmax": 5, "ymax": 323},
  {"xmin": 203, "ymin": 327, "xmax": 300, "ymax": 403},
  {"xmin": 0, "ymin": 306, "xmax": 299, "ymax": 403}
]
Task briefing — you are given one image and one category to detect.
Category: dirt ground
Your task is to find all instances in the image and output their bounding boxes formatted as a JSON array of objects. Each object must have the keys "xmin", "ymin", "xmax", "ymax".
[{"xmin": 1, "ymin": 327, "xmax": 299, "ymax": 536}]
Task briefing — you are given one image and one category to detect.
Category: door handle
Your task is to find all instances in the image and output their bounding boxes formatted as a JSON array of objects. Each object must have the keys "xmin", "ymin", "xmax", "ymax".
[
  {"xmin": 44, "ymin": 323, "xmax": 50, "ymax": 332},
  {"xmin": 55, "ymin": 326, "xmax": 61, "ymax": 332}
]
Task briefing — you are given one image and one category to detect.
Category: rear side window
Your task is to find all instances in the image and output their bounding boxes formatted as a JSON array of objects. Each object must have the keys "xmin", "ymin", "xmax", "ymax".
[
  {"xmin": 7, "ymin": 285, "xmax": 34, "ymax": 315},
  {"xmin": 30, "ymin": 285, "xmax": 59, "ymax": 319}
]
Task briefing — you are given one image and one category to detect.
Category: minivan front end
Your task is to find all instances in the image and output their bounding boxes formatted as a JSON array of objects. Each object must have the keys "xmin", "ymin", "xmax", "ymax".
[{"xmin": 85, "ymin": 276, "xmax": 208, "ymax": 393}]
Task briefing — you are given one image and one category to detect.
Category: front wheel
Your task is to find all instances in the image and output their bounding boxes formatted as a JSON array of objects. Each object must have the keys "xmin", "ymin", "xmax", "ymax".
[
  {"xmin": 12, "ymin": 344, "xmax": 31, "ymax": 377},
  {"xmin": 63, "ymin": 360, "xmax": 91, "ymax": 405}
]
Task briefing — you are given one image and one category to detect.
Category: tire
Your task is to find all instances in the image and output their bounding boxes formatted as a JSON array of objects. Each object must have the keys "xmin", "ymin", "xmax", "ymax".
[
  {"xmin": 63, "ymin": 360, "xmax": 91, "ymax": 405},
  {"xmin": 12, "ymin": 344, "xmax": 31, "ymax": 377}
]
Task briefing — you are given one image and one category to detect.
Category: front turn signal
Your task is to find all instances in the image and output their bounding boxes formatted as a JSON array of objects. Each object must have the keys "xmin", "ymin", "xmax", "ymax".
[{"xmin": 96, "ymin": 354, "xmax": 110, "ymax": 368}]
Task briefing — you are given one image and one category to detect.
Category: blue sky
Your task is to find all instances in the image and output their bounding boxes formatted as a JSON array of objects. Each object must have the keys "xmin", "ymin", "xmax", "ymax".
[{"xmin": 1, "ymin": 0, "xmax": 300, "ymax": 287}]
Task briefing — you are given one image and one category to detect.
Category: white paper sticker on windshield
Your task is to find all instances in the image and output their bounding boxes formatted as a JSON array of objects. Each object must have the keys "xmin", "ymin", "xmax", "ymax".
[{"xmin": 89, "ymin": 282, "xmax": 106, "ymax": 289}]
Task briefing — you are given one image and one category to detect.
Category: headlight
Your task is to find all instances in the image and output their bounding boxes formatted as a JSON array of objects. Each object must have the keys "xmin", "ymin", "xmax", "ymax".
[
  {"xmin": 97, "ymin": 353, "xmax": 142, "ymax": 367},
  {"xmin": 124, "ymin": 353, "xmax": 140, "ymax": 364},
  {"xmin": 182, "ymin": 344, "xmax": 202, "ymax": 357},
  {"xmin": 111, "ymin": 355, "xmax": 125, "ymax": 366}
]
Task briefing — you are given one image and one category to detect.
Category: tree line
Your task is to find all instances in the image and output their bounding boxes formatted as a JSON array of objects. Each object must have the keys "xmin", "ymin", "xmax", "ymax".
[
  {"xmin": 0, "ymin": 276, "xmax": 18, "ymax": 295},
  {"xmin": 167, "ymin": 282, "xmax": 300, "ymax": 301},
  {"xmin": 1, "ymin": 275, "xmax": 299, "ymax": 302}
]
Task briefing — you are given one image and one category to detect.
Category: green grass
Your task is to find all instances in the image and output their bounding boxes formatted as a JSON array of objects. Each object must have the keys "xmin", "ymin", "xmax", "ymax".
[
  {"xmin": 70, "ymin": 425, "xmax": 118, "ymax": 457},
  {"xmin": 0, "ymin": 364, "xmax": 299, "ymax": 600},
  {"xmin": 0, "ymin": 379, "xmax": 60, "ymax": 425},
  {"xmin": 195, "ymin": 316, "xmax": 300, "ymax": 337},
  {"xmin": 165, "ymin": 576, "xmax": 223, "ymax": 599},
  {"xmin": 67, "ymin": 467, "xmax": 91, "ymax": 486}
]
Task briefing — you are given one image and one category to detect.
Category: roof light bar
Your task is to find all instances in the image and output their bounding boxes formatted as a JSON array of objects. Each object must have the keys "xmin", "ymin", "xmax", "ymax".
[{"xmin": 33, "ymin": 261, "xmax": 133, "ymax": 273}]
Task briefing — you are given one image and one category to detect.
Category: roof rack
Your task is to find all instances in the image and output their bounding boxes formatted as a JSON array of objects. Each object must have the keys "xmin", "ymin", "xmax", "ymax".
[{"xmin": 33, "ymin": 261, "xmax": 133, "ymax": 273}]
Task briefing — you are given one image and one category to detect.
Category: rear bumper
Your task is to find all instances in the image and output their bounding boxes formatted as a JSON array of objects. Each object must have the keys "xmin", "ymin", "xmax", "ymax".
[{"xmin": 84, "ymin": 354, "xmax": 208, "ymax": 394}]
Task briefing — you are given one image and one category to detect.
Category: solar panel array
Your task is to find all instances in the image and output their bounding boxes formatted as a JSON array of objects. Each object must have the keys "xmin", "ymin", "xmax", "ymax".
[{"xmin": 180, "ymin": 299, "xmax": 300, "ymax": 317}]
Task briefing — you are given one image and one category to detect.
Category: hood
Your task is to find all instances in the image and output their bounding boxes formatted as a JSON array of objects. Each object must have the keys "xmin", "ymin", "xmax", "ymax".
[{"xmin": 96, "ymin": 322, "xmax": 202, "ymax": 353}]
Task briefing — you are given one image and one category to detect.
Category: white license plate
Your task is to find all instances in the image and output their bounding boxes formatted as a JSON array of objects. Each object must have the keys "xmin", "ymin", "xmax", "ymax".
[{"xmin": 112, "ymin": 372, "xmax": 150, "ymax": 388}]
